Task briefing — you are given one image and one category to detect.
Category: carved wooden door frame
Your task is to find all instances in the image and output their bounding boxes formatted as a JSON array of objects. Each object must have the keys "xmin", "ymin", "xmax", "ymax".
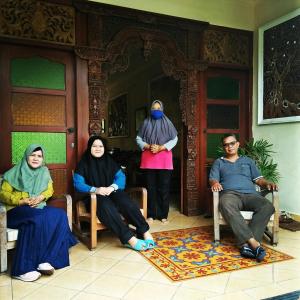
[{"xmin": 75, "ymin": 25, "xmax": 207, "ymax": 215}]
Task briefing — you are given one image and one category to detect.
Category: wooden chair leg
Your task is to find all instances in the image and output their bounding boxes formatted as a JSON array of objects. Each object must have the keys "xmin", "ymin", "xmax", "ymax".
[
  {"xmin": 0, "ymin": 204, "xmax": 7, "ymax": 273},
  {"xmin": 0, "ymin": 228, "xmax": 7, "ymax": 273},
  {"xmin": 272, "ymin": 191, "xmax": 279, "ymax": 245},
  {"xmin": 213, "ymin": 191, "xmax": 220, "ymax": 243},
  {"xmin": 90, "ymin": 194, "xmax": 98, "ymax": 250}
]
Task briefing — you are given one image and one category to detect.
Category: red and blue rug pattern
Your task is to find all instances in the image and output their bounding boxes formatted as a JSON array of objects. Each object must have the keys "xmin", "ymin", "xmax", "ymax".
[{"xmin": 140, "ymin": 226, "xmax": 293, "ymax": 281}]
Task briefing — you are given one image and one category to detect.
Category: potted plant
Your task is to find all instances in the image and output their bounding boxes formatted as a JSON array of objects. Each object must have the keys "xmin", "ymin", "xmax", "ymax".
[{"xmin": 239, "ymin": 139, "xmax": 280, "ymax": 184}]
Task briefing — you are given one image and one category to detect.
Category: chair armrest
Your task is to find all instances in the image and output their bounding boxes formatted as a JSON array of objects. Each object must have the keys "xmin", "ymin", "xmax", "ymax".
[
  {"xmin": 90, "ymin": 193, "xmax": 98, "ymax": 231},
  {"xmin": 126, "ymin": 187, "xmax": 147, "ymax": 218},
  {"xmin": 65, "ymin": 194, "xmax": 73, "ymax": 230},
  {"xmin": 271, "ymin": 190, "xmax": 279, "ymax": 208},
  {"xmin": 213, "ymin": 191, "xmax": 220, "ymax": 217},
  {"xmin": 271, "ymin": 190, "xmax": 280, "ymax": 222},
  {"xmin": 0, "ymin": 202, "xmax": 7, "ymax": 230}
]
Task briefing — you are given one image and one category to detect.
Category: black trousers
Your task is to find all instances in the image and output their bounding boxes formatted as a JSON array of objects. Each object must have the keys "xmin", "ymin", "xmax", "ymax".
[
  {"xmin": 145, "ymin": 169, "xmax": 172, "ymax": 220},
  {"xmin": 93, "ymin": 190, "xmax": 149, "ymax": 244}
]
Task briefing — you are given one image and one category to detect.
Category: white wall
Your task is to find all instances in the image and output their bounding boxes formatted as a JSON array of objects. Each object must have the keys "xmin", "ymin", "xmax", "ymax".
[{"xmin": 253, "ymin": 0, "xmax": 300, "ymax": 214}]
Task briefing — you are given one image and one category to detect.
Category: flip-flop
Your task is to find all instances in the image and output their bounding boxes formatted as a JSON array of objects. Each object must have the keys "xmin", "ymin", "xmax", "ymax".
[
  {"xmin": 144, "ymin": 239, "xmax": 156, "ymax": 249},
  {"xmin": 125, "ymin": 239, "xmax": 147, "ymax": 251}
]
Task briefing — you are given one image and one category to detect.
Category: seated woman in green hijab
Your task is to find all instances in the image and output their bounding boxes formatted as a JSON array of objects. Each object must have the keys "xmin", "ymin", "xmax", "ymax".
[{"xmin": 0, "ymin": 144, "xmax": 77, "ymax": 282}]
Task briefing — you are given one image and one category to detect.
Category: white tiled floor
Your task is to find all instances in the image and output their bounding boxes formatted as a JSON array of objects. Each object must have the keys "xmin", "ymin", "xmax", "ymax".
[{"xmin": 1, "ymin": 207, "xmax": 300, "ymax": 300}]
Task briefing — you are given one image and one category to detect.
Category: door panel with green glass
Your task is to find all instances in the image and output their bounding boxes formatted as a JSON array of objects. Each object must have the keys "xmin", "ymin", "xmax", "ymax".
[
  {"xmin": 201, "ymin": 69, "xmax": 249, "ymax": 214},
  {"xmin": 0, "ymin": 45, "xmax": 75, "ymax": 196}
]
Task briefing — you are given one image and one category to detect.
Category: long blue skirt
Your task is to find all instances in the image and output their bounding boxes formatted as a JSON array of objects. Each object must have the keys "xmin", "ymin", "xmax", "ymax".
[{"xmin": 7, "ymin": 206, "xmax": 77, "ymax": 276}]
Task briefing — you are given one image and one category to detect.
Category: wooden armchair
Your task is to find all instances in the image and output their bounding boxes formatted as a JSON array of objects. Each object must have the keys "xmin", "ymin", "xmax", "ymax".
[
  {"xmin": 73, "ymin": 187, "xmax": 147, "ymax": 250},
  {"xmin": 213, "ymin": 190, "xmax": 280, "ymax": 245}
]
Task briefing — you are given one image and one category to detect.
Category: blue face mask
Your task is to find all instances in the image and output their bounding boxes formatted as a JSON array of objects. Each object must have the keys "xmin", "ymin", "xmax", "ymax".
[{"xmin": 151, "ymin": 110, "xmax": 164, "ymax": 119}]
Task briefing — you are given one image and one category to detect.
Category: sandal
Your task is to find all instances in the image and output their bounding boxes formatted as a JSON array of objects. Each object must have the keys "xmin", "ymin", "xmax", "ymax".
[
  {"xmin": 240, "ymin": 245, "xmax": 255, "ymax": 259},
  {"xmin": 125, "ymin": 238, "xmax": 147, "ymax": 251},
  {"xmin": 144, "ymin": 239, "xmax": 156, "ymax": 249}
]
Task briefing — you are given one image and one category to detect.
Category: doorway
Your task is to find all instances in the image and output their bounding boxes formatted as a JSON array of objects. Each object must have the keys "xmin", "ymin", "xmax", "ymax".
[
  {"xmin": 200, "ymin": 68, "xmax": 251, "ymax": 214},
  {"xmin": 103, "ymin": 44, "xmax": 182, "ymax": 212}
]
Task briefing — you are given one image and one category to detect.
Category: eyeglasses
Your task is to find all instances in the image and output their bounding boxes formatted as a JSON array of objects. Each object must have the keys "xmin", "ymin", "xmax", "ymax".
[{"xmin": 223, "ymin": 141, "xmax": 237, "ymax": 148}]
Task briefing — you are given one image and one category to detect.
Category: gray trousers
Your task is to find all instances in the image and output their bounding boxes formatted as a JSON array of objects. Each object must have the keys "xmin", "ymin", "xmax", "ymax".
[{"xmin": 219, "ymin": 191, "xmax": 275, "ymax": 246}]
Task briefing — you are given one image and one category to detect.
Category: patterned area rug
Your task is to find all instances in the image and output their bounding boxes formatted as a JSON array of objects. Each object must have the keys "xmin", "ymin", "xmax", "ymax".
[{"xmin": 140, "ymin": 226, "xmax": 293, "ymax": 281}]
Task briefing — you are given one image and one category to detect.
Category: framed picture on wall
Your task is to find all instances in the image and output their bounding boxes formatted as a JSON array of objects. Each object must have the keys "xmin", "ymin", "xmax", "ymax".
[
  {"xmin": 107, "ymin": 93, "xmax": 129, "ymax": 137},
  {"xmin": 135, "ymin": 106, "xmax": 147, "ymax": 132},
  {"xmin": 258, "ymin": 8, "xmax": 300, "ymax": 124}
]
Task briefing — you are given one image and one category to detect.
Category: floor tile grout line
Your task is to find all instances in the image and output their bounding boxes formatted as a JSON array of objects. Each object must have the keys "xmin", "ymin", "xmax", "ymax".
[
  {"xmin": 170, "ymin": 282, "xmax": 183, "ymax": 300},
  {"xmin": 223, "ymin": 270, "xmax": 232, "ymax": 294}
]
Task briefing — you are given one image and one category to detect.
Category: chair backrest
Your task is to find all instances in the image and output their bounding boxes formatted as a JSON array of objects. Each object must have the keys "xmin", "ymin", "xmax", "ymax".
[{"xmin": 49, "ymin": 169, "xmax": 68, "ymax": 198}]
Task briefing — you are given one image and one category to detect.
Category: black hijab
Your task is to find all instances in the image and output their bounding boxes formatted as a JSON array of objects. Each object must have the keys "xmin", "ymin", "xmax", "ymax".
[
  {"xmin": 75, "ymin": 136, "xmax": 120, "ymax": 187},
  {"xmin": 138, "ymin": 100, "xmax": 177, "ymax": 145}
]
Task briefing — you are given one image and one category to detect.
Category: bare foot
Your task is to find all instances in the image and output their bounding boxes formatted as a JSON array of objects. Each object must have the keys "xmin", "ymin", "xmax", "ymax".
[
  {"xmin": 147, "ymin": 218, "xmax": 154, "ymax": 224},
  {"xmin": 126, "ymin": 236, "xmax": 147, "ymax": 251},
  {"xmin": 248, "ymin": 237, "xmax": 260, "ymax": 250},
  {"xmin": 143, "ymin": 231, "xmax": 153, "ymax": 240}
]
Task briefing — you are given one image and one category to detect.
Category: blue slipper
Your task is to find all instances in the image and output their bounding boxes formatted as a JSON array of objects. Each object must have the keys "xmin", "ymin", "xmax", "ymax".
[
  {"xmin": 254, "ymin": 246, "xmax": 266, "ymax": 262},
  {"xmin": 125, "ymin": 239, "xmax": 147, "ymax": 251},
  {"xmin": 144, "ymin": 239, "xmax": 156, "ymax": 249}
]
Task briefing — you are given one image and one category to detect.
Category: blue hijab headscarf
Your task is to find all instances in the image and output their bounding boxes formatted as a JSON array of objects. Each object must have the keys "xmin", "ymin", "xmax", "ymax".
[{"xmin": 137, "ymin": 100, "xmax": 177, "ymax": 145}]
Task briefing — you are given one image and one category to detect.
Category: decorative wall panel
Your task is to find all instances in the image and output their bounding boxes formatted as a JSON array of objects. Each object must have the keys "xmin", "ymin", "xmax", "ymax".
[
  {"xmin": 0, "ymin": 0, "xmax": 75, "ymax": 45},
  {"xmin": 11, "ymin": 57, "xmax": 65, "ymax": 90},
  {"xmin": 203, "ymin": 29, "xmax": 250, "ymax": 66},
  {"xmin": 12, "ymin": 132, "xmax": 66, "ymax": 164},
  {"xmin": 12, "ymin": 93, "xmax": 65, "ymax": 126}
]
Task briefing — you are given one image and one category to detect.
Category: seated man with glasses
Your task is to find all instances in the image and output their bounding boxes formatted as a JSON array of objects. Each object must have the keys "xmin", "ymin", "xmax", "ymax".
[{"xmin": 209, "ymin": 133, "xmax": 277, "ymax": 262}]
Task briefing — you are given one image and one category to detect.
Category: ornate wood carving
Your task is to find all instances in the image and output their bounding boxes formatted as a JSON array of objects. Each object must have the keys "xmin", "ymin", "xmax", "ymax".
[
  {"xmin": 203, "ymin": 28, "xmax": 250, "ymax": 66},
  {"xmin": 0, "ymin": 0, "xmax": 75, "ymax": 45},
  {"xmin": 75, "ymin": 47, "xmax": 105, "ymax": 61},
  {"xmin": 74, "ymin": 5, "xmax": 208, "ymax": 214},
  {"xmin": 101, "ymin": 27, "xmax": 207, "ymax": 212}
]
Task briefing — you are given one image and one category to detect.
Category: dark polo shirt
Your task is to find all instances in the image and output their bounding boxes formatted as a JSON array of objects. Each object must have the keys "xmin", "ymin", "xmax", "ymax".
[{"xmin": 209, "ymin": 156, "xmax": 262, "ymax": 194}]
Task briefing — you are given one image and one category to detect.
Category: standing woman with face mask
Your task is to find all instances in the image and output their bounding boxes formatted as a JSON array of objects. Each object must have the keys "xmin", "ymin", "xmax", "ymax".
[{"xmin": 136, "ymin": 100, "xmax": 178, "ymax": 224}]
